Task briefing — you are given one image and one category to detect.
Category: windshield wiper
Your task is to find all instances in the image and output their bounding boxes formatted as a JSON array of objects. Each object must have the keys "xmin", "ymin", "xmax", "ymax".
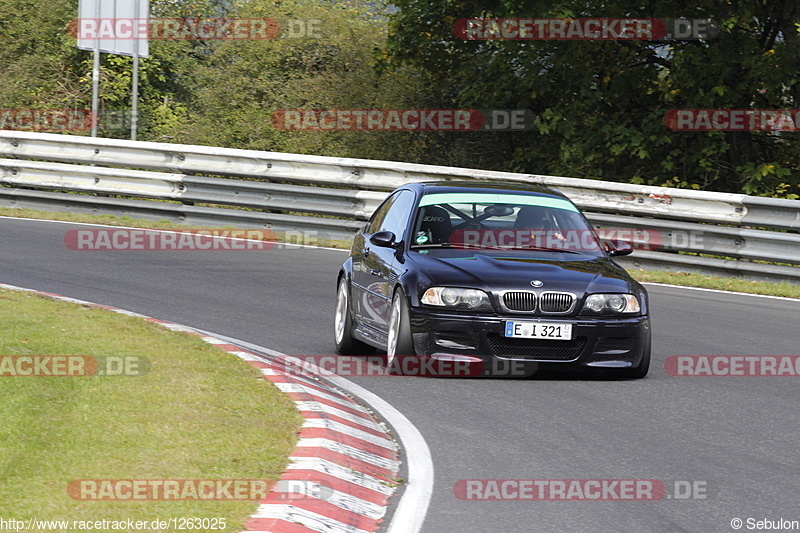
[
  {"xmin": 525, "ymin": 246, "xmax": 585, "ymax": 254},
  {"xmin": 410, "ymin": 242, "xmax": 455, "ymax": 249},
  {"xmin": 469, "ymin": 245, "xmax": 589, "ymax": 254},
  {"xmin": 411, "ymin": 243, "xmax": 588, "ymax": 254}
]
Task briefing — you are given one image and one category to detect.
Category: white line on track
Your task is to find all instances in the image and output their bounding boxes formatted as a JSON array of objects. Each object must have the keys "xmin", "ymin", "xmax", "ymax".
[
  {"xmin": 6, "ymin": 215, "xmax": 799, "ymax": 529},
  {"xmin": 0, "ymin": 215, "xmax": 349, "ymax": 252},
  {"xmin": 6, "ymin": 216, "xmax": 800, "ymax": 302},
  {"xmin": 0, "ymin": 270, "xmax": 432, "ymax": 532},
  {"xmin": 192, "ymin": 328, "xmax": 434, "ymax": 533},
  {"xmin": 641, "ymin": 281, "xmax": 800, "ymax": 303}
]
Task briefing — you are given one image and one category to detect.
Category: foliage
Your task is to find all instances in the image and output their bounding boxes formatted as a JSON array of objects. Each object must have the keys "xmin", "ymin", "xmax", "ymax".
[
  {"xmin": 1, "ymin": 0, "xmax": 799, "ymax": 196},
  {"xmin": 384, "ymin": 0, "xmax": 800, "ymax": 196}
]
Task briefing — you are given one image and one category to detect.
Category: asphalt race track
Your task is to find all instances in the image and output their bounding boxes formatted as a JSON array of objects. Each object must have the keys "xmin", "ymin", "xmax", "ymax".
[{"xmin": 4, "ymin": 217, "xmax": 800, "ymax": 533}]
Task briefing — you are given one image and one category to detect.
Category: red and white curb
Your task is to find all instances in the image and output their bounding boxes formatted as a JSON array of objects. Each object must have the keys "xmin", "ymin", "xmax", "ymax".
[{"xmin": 0, "ymin": 283, "xmax": 401, "ymax": 533}]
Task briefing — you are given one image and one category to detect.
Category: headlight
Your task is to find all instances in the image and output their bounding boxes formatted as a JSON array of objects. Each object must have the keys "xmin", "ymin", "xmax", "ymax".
[
  {"xmin": 421, "ymin": 287, "xmax": 492, "ymax": 311},
  {"xmin": 581, "ymin": 293, "xmax": 640, "ymax": 315}
]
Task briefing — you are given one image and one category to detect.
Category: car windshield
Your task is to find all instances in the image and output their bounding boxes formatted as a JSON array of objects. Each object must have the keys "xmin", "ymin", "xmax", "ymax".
[{"xmin": 410, "ymin": 192, "xmax": 601, "ymax": 253}]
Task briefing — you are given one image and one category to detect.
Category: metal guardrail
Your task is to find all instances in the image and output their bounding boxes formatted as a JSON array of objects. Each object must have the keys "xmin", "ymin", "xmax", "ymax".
[{"xmin": 1, "ymin": 130, "xmax": 799, "ymax": 283}]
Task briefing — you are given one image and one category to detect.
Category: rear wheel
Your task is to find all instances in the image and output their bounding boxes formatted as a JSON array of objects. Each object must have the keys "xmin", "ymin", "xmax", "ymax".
[
  {"xmin": 387, "ymin": 289, "xmax": 415, "ymax": 370},
  {"xmin": 334, "ymin": 276, "xmax": 372, "ymax": 355}
]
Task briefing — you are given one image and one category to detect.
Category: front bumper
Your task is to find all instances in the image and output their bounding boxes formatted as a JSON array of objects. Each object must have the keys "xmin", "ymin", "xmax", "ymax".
[{"xmin": 408, "ymin": 307, "xmax": 650, "ymax": 376}]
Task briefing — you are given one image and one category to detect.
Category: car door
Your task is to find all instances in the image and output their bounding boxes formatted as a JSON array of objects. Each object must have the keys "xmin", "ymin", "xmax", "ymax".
[
  {"xmin": 352, "ymin": 190, "xmax": 415, "ymax": 334},
  {"xmin": 351, "ymin": 192, "xmax": 399, "ymax": 332}
]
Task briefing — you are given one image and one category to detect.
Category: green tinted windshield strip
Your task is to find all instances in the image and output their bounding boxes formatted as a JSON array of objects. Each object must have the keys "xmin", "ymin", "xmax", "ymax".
[{"xmin": 418, "ymin": 193, "xmax": 579, "ymax": 212}]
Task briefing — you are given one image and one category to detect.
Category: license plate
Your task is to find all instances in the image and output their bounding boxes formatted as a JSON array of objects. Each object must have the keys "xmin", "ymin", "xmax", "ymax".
[{"xmin": 504, "ymin": 321, "xmax": 572, "ymax": 340}]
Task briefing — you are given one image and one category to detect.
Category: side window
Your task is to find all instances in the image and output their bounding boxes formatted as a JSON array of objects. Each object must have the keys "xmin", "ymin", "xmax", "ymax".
[
  {"xmin": 377, "ymin": 190, "xmax": 415, "ymax": 238},
  {"xmin": 365, "ymin": 190, "xmax": 415, "ymax": 237},
  {"xmin": 365, "ymin": 193, "xmax": 399, "ymax": 234}
]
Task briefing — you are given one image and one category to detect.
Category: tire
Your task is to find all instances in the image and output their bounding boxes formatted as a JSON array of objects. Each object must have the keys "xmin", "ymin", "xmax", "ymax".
[
  {"xmin": 334, "ymin": 276, "xmax": 372, "ymax": 355},
  {"xmin": 386, "ymin": 288, "xmax": 415, "ymax": 370}
]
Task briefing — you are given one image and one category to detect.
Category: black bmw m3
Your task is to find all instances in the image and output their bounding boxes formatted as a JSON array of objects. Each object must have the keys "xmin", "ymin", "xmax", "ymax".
[{"xmin": 334, "ymin": 181, "xmax": 651, "ymax": 378}]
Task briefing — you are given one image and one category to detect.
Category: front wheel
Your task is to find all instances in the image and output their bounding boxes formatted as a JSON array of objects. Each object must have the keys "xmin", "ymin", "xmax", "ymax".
[
  {"xmin": 387, "ymin": 289, "xmax": 415, "ymax": 370},
  {"xmin": 334, "ymin": 276, "xmax": 372, "ymax": 355}
]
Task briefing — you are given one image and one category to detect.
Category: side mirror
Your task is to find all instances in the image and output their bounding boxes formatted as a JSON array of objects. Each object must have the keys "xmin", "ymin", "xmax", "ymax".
[
  {"xmin": 605, "ymin": 239, "xmax": 633, "ymax": 257},
  {"xmin": 370, "ymin": 231, "xmax": 399, "ymax": 249}
]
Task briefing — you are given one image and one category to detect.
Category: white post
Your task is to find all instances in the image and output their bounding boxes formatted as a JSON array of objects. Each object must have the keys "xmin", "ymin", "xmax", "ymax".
[
  {"xmin": 130, "ymin": 0, "xmax": 140, "ymax": 140},
  {"xmin": 90, "ymin": 0, "xmax": 101, "ymax": 137}
]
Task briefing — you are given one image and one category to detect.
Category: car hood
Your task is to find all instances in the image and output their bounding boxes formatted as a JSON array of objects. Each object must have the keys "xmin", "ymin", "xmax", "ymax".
[{"xmin": 407, "ymin": 249, "xmax": 634, "ymax": 295}]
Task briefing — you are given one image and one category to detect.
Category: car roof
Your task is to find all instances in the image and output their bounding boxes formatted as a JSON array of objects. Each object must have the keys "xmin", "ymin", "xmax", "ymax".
[{"xmin": 402, "ymin": 180, "xmax": 570, "ymax": 200}]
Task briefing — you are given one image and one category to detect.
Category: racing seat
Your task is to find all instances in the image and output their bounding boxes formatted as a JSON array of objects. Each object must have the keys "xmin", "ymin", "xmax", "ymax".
[{"xmin": 417, "ymin": 206, "xmax": 452, "ymax": 244}]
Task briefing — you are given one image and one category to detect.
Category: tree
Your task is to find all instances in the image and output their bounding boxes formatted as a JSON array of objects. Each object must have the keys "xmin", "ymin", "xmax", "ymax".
[
  {"xmin": 385, "ymin": 0, "xmax": 800, "ymax": 196},
  {"xmin": 171, "ymin": 0, "xmax": 471, "ymax": 165},
  {"xmin": 0, "ymin": 0, "xmax": 218, "ymax": 138}
]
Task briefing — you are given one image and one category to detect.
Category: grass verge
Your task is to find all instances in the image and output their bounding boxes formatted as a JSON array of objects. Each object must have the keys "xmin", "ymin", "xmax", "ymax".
[
  {"xmin": 2, "ymin": 207, "xmax": 798, "ymax": 298},
  {"xmin": 631, "ymin": 269, "xmax": 800, "ymax": 299},
  {"xmin": 0, "ymin": 288, "xmax": 302, "ymax": 531},
  {"xmin": 0, "ymin": 207, "xmax": 353, "ymax": 249}
]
